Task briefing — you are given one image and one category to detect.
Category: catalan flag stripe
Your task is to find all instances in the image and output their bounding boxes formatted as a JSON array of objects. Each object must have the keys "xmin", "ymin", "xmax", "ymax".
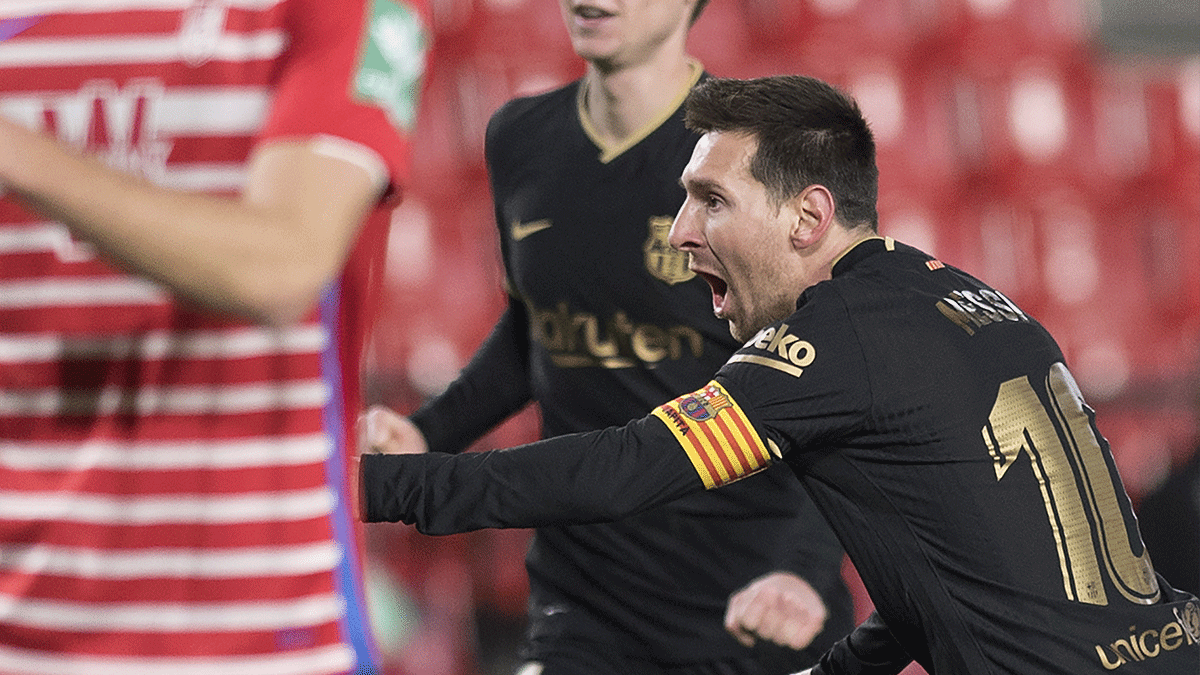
[
  {"xmin": 720, "ymin": 413, "xmax": 763, "ymax": 468},
  {"xmin": 694, "ymin": 417, "xmax": 738, "ymax": 480},
  {"xmin": 710, "ymin": 414, "xmax": 752, "ymax": 473},
  {"xmin": 651, "ymin": 381, "xmax": 772, "ymax": 489},
  {"xmin": 714, "ymin": 416, "xmax": 747, "ymax": 471},
  {"xmin": 727, "ymin": 411, "xmax": 769, "ymax": 465}
]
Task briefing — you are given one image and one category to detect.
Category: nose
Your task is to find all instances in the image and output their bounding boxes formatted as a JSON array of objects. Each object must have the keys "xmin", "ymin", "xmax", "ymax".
[{"xmin": 668, "ymin": 198, "xmax": 702, "ymax": 252}]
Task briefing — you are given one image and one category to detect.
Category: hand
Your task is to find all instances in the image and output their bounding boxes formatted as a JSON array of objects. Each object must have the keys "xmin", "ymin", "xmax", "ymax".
[
  {"xmin": 725, "ymin": 571, "xmax": 827, "ymax": 651},
  {"xmin": 353, "ymin": 405, "xmax": 428, "ymax": 522},
  {"xmin": 357, "ymin": 404, "xmax": 429, "ymax": 455}
]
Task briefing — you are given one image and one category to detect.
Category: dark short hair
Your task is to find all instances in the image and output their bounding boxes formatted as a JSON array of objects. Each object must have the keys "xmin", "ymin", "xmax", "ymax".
[
  {"xmin": 684, "ymin": 75, "xmax": 879, "ymax": 230},
  {"xmin": 691, "ymin": 0, "xmax": 711, "ymax": 25}
]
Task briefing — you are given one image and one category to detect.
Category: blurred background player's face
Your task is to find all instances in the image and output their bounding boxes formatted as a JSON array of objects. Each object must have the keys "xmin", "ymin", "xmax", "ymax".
[
  {"xmin": 671, "ymin": 131, "xmax": 809, "ymax": 343},
  {"xmin": 558, "ymin": 0, "xmax": 694, "ymax": 70}
]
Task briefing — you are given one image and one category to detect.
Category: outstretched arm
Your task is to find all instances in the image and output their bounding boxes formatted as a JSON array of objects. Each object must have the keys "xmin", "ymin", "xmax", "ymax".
[
  {"xmin": 360, "ymin": 414, "xmax": 705, "ymax": 533},
  {"xmin": 360, "ymin": 376, "xmax": 778, "ymax": 533},
  {"xmin": 0, "ymin": 117, "xmax": 381, "ymax": 325}
]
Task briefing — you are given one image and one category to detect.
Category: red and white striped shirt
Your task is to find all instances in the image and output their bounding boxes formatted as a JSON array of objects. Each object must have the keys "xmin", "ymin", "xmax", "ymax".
[{"xmin": 0, "ymin": 1, "xmax": 426, "ymax": 673}]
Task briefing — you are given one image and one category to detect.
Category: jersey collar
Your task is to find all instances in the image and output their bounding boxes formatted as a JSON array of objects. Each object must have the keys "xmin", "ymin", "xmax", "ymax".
[
  {"xmin": 577, "ymin": 59, "xmax": 703, "ymax": 164},
  {"xmin": 831, "ymin": 235, "xmax": 895, "ymax": 277}
]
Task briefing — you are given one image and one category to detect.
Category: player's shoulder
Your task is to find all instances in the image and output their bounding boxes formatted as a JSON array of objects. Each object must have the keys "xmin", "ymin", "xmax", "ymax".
[
  {"xmin": 834, "ymin": 237, "xmax": 940, "ymax": 277},
  {"xmin": 487, "ymin": 80, "xmax": 580, "ymax": 141},
  {"xmin": 824, "ymin": 237, "xmax": 971, "ymax": 301}
]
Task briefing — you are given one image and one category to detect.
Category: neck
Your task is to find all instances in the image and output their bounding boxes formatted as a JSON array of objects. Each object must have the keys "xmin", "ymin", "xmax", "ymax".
[{"xmin": 581, "ymin": 48, "xmax": 697, "ymax": 146}]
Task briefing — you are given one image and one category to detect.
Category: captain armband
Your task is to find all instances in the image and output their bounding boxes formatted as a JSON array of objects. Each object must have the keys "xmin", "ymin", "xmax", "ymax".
[{"xmin": 651, "ymin": 381, "xmax": 778, "ymax": 489}]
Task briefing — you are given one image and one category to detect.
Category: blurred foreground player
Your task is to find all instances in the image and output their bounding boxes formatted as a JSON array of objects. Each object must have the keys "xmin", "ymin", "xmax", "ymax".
[
  {"xmin": 361, "ymin": 0, "xmax": 853, "ymax": 673},
  {"xmin": 0, "ymin": 1, "xmax": 427, "ymax": 673},
  {"xmin": 361, "ymin": 75, "xmax": 1200, "ymax": 674}
]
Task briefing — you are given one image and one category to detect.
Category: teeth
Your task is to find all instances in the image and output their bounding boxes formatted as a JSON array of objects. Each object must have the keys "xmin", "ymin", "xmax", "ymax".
[{"xmin": 577, "ymin": 7, "xmax": 609, "ymax": 19}]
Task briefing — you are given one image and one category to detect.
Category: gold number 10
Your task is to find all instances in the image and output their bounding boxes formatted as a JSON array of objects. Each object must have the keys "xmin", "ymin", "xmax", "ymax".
[{"xmin": 982, "ymin": 362, "xmax": 1159, "ymax": 606}]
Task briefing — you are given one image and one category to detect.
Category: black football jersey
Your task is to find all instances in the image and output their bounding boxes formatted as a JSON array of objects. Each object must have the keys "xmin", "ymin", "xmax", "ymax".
[
  {"xmin": 702, "ymin": 237, "xmax": 1200, "ymax": 673},
  {"xmin": 366, "ymin": 237, "xmax": 1199, "ymax": 673},
  {"xmin": 486, "ymin": 72, "xmax": 735, "ymax": 432},
  {"xmin": 410, "ymin": 72, "xmax": 851, "ymax": 663}
]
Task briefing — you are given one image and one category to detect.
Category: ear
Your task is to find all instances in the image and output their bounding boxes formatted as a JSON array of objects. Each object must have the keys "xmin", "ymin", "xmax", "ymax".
[{"xmin": 789, "ymin": 185, "xmax": 836, "ymax": 249}]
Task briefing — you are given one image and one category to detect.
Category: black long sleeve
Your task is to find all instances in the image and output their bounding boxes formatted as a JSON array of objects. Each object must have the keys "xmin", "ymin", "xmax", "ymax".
[
  {"xmin": 361, "ymin": 414, "xmax": 704, "ymax": 533},
  {"xmin": 409, "ymin": 300, "xmax": 534, "ymax": 454}
]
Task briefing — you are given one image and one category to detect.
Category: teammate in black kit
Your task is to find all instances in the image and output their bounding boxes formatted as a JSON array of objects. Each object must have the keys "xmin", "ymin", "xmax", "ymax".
[
  {"xmin": 362, "ymin": 74, "xmax": 1200, "ymax": 674},
  {"xmin": 360, "ymin": 2, "xmax": 852, "ymax": 674}
]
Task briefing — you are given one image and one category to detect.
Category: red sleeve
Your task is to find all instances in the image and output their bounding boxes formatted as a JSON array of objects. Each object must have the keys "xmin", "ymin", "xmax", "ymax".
[{"xmin": 261, "ymin": 0, "xmax": 430, "ymax": 198}]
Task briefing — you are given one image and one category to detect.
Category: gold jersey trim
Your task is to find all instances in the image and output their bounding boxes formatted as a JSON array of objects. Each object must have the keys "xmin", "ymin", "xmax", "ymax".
[
  {"xmin": 728, "ymin": 353, "xmax": 806, "ymax": 377},
  {"xmin": 577, "ymin": 59, "xmax": 703, "ymax": 164},
  {"xmin": 831, "ymin": 235, "xmax": 890, "ymax": 270}
]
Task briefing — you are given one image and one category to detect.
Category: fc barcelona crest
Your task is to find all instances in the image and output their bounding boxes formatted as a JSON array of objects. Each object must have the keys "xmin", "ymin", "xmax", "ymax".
[
  {"xmin": 679, "ymin": 384, "xmax": 733, "ymax": 421},
  {"xmin": 643, "ymin": 216, "xmax": 695, "ymax": 285}
]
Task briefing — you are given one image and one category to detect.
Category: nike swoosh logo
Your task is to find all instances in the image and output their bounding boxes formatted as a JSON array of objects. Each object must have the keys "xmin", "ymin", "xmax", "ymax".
[{"xmin": 511, "ymin": 219, "xmax": 552, "ymax": 241}]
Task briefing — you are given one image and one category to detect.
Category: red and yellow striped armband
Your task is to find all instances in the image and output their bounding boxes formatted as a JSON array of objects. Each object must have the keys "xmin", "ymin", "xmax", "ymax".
[{"xmin": 651, "ymin": 381, "xmax": 778, "ymax": 489}]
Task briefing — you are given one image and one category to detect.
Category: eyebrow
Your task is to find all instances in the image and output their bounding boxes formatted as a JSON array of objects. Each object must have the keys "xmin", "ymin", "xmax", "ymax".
[{"xmin": 680, "ymin": 176, "xmax": 722, "ymax": 194}]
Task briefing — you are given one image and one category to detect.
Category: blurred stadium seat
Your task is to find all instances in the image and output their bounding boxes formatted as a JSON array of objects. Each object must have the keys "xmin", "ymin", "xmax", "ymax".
[{"xmin": 367, "ymin": 3, "xmax": 1200, "ymax": 674}]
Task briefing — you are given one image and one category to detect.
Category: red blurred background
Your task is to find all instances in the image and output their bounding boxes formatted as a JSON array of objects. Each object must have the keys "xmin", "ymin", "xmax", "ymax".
[{"xmin": 362, "ymin": 2, "xmax": 1199, "ymax": 673}]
